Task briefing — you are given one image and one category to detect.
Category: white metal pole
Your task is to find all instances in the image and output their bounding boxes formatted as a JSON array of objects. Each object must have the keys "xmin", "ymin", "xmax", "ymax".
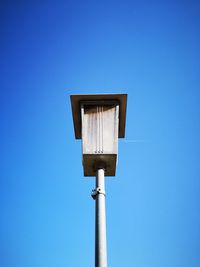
[{"xmin": 92, "ymin": 168, "xmax": 107, "ymax": 267}]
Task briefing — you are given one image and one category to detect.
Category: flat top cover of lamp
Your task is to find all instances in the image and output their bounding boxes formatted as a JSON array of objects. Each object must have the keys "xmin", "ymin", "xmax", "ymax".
[{"xmin": 70, "ymin": 94, "xmax": 127, "ymax": 139}]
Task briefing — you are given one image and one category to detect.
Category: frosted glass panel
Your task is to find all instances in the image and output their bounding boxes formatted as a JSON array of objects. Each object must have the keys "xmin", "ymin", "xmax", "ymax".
[{"xmin": 82, "ymin": 105, "xmax": 119, "ymax": 154}]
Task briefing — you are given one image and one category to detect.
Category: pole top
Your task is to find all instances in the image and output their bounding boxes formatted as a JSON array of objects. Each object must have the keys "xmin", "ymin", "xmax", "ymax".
[{"xmin": 70, "ymin": 93, "xmax": 127, "ymax": 139}]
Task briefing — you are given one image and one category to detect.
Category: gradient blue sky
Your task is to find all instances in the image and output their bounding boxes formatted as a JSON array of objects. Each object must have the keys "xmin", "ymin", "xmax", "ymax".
[{"xmin": 1, "ymin": 1, "xmax": 200, "ymax": 267}]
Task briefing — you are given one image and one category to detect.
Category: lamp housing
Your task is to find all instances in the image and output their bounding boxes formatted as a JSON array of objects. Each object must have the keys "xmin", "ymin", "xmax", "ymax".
[{"xmin": 70, "ymin": 94, "xmax": 127, "ymax": 176}]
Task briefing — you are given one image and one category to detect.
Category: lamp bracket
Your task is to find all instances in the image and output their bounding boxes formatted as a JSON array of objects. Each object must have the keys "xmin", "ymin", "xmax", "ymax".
[{"xmin": 91, "ymin": 187, "xmax": 106, "ymax": 200}]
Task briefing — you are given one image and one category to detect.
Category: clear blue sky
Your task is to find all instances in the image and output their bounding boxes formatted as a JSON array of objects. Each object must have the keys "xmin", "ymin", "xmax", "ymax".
[{"xmin": 1, "ymin": 1, "xmax": 200, "ymax": 266}]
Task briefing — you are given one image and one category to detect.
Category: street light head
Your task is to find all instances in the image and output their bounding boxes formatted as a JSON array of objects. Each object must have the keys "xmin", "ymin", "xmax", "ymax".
[{"xmin": 70, "ymin": 94, "xmax": 127, "ymax": 176}]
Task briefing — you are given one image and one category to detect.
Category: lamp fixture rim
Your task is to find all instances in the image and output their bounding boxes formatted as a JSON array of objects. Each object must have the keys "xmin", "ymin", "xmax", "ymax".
[{"xmin": 70, "ymin": 93, "xmax": 128, "ymax": 139}]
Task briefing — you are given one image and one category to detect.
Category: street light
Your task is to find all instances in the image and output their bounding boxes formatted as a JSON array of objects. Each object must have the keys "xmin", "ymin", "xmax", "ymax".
[{"xmin": 70, "ymin": 94, "xmax": 127, "ymax": 267}]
